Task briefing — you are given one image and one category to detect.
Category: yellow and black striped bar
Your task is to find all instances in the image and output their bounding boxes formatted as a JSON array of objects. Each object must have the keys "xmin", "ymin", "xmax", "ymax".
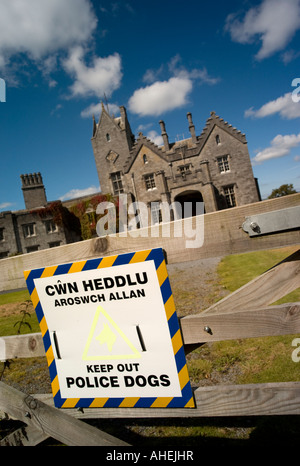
[{"xmin": 24, "ymin": 248, "xmax": 194, "ymax": 409}]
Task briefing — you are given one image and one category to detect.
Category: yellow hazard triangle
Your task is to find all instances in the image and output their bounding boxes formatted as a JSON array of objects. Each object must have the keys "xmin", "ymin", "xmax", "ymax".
[{"xmin": 82, "ymin": 305, "xmax": 141, "ymax": 361}]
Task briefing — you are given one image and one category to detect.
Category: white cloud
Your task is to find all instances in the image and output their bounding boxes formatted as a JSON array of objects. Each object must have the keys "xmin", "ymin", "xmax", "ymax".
[
  {"xmin": 0, "ymin": 0, "xmax": 97, "ymax": 64},
  {"xmin": 225, "ymin": 0, "xmax": 300, "ymax": 60},
  {"xmin": 0, "ymin": 1, "xmax": 123, "ymax": 101},
  {"xmin": 128, "ymin": 76, "xmax": 193, "ymax": 116},
  {"xmin": 245, "ymin": 92, "xmax": 300, "ymax": 119},
  {"xmin": 63, "ymin": 47, "xmax": 122, "ymax": 99},
  {"xmin": 59, "ymin": 185, "xmax": 100, "ymax": 201},
  {"xmin": 0, "ymin": 202, "xmax": 13, "ymax": 210},
  {"xmin": 146, "ymin": 130, "xmax": 164, "ymax": 146},
  {"xmin": 129, "ymin": 55, "xmax": 219, "ymax": 117},
  {"xmin": 252, "ymin": 133, "xmax": 300, "ymax": 164}
]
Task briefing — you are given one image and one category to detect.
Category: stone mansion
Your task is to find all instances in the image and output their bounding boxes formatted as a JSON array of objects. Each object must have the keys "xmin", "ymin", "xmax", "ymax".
[
  {"xmin": 0, "ymin": 105, "xmax": 261, "ymax": 259},
  {"xmin": 91, "ymin": 105, "xmax": 260, "ymax": 223}
]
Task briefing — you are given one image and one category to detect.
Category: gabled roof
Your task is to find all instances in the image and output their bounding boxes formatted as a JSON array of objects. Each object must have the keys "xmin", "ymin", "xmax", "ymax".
[
  {"xmin": 196, "ymin": 111, "xmax": 247, "ymax": 151},
  {"xmin": 123, "ymin": 132, "xmax": 169, "ymax": 174},
  {"xmin": 92, "ymin": 104, "xmax": 124, "ymax": 139}
]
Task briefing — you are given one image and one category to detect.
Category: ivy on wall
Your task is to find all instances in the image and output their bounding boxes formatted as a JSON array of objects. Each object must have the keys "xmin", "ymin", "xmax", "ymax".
[
  {"xmin": 31, "ymin": 195, "xmax": 119, "ymax": 242},
  {"xmin": 31, "ymin": 201, "xmax": 81, "ymax": 237},
  {"xmin": 69, "ymin": 193, "xmax": 118, "ymax": 240}
]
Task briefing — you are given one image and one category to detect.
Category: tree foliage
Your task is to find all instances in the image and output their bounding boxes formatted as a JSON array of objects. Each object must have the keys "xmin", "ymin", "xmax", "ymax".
[{"xmin": 268, "ymin": 184, "xmax": 297, "ymax": 199}]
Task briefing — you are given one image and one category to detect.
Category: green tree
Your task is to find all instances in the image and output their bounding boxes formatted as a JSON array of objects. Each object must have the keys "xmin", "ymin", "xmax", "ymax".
[{"xmin": 268, "ymin": 184, "xmax": 297, "ymax": 199}]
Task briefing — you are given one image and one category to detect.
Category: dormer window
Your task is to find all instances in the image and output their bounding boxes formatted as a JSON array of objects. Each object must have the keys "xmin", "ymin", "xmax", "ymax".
[{"xmin": 106, "ymin": 133, "xmax": 111, "ymax": 142}]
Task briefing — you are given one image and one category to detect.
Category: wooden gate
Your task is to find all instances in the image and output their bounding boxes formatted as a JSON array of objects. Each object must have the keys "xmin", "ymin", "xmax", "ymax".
[{"xmin": 0, "ymin": 248, "xmax": 299, "ymax": 446}]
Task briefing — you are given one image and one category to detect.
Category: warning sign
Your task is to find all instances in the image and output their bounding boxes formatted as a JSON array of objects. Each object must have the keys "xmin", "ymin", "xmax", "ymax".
[{"xmin": 24, "ymin": 248, "xmax": 194, "ymax": 409}]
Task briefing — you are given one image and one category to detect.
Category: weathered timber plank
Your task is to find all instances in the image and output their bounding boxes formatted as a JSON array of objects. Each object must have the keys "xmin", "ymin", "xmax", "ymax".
[
  {"xmin": 0, "ymin": 333, "xmax": 44, "ymax": 361},
  {"xmin": 180, "ymin": 303, "xmax": 300, "ymax": 345},
  {"xmin": 0, "ymin": 381, "xmax": 129, "ymax": 446},
  {"xmin": 0, "ymin": 425, "xmax": 49, "ymax": 446},
  {"xmin": 34, "ymin": 382, "xmax": 300, "ymax": 418},
  {"xmin": 201, "ymin": 249, "xmax": 300, "ymax": 316},
  {"xmin": 193, "ymin": 382, "xmax": 300, "ymax": 417}
]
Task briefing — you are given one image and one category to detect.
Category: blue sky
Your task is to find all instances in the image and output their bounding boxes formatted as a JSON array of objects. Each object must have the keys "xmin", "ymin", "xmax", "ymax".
[{"xmin": 0, "ymin": 0, "xmax": 300, "ymax": 212}]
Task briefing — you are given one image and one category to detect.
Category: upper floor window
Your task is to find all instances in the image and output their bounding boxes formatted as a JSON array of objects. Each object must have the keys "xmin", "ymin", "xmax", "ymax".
[
  {"xmin": 0, "ymin": 228, "xmax": 4, "ymax": 241},
  {"xmin": 45, "ymin": 219, "xmax": 58, "ymax": 234},
  {"xmin": 224, "ymin": 185, "xmax": 236, "ymax": 208},
  {"xmin": 111, "ymin": 171, "xmax": 124, "ymax": 194},
  {"xmin": 151, "ymin": 202, "xmax": 162, "ymax": 225},
  {"xmin": 217, "ymin": 155, "xmax": 230, "ymax": 173},
  {"xmin": 143, "ymin": 154, "xmax": 148, "ymax": 164},
  {"xmin": 23, "ymin": 223, "xmax": 36, "ymax": 238},
  {"xmin": 106, "ymin": 133, "xmax": 111, "ymax": 142},
  {"xmin": 144, "ymin": 173, "xmax": 156, "ymax": 190},
  {"xmin": 216, "ymin": 134, "xmax": 221, "ymax": 145}
]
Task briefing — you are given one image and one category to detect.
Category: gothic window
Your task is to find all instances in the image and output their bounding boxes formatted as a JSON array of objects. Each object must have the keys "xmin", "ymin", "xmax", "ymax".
[
  {"xmin": 217, "ymin": 155, "xmax": 230, "ymax": 173},
  {"xmin": 178, "ymin": 163, "xmax": 191, "ymax": 175},
  {"xmin": 45, "ymin": 219, "xmax": 58, "ymax": 234},
  {"xmin": 144, "ymin": 173, "xmax": 156, "ymax": 190},
  {"xmin": 106, "ymin": 133, "xmax": 111, "ymax": 142},
  {"xmin": 216, "ymin": 134, "xmax": 220, "ymax": 145},
  {"xmin": 143, "ymin": 154, "xmax": 148, "ymax": 164},
  {"xmin": 111, "ymin": 171, "xmax": 124, "ymax": 194},
  {"xmin": 224, "ymin": 185, "xmax": 236, "ymax": 208},
  {"xmin": 150, "ymin": 202, "xmax": 162, "ymax": 225},
  {"xmin": 23, "ymin": 223, "xmax": 36, "ymax": 238}
]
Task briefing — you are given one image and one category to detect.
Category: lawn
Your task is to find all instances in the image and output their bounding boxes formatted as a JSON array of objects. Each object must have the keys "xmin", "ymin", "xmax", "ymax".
[{"xmin": 187, "ymin": 245, "xmax": 300, "ymax": 387}]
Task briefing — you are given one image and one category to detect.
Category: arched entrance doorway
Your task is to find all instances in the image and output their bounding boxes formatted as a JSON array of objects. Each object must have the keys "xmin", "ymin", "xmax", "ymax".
[{"xmin": 174, "ymin": 190, "xmax": 205, "ymax": 218}]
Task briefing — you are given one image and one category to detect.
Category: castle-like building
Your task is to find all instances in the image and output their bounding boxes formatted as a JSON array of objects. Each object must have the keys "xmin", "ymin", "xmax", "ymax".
[
  {"xmin": 91, "ymin": 106, "xmax": 260, "ymax": 223},
  {"xmin": 0, "ymin": 105, "xmax": 261, "ymax": 259}
]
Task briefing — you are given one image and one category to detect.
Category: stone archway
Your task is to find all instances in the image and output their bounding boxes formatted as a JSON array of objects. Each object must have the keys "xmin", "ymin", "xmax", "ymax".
[{"xmin": 174, "ymin": 190, "xmax": 205, "ymax": 218}]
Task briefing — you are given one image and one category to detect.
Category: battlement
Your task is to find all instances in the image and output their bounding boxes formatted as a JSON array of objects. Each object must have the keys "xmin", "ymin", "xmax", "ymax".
[{"xmin": 21, "ymin": 172, "xmax": 44, "ymax": 187}]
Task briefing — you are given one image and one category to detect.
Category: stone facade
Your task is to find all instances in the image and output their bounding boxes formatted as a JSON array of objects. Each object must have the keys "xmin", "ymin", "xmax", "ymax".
[
  {"xmin": 91, "ymin": 106, "xmax": 260, "ymax": 223},
  {"xmin": 0, "ymin": 173, "xmax": 81, "ymax": 259}
]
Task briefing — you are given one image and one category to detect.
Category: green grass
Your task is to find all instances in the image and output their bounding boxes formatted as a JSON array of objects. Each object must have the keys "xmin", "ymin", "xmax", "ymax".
[
  {"xmin": 217, "ymin": 245, "xmax": 299, "ymax": 293},
  {"xmin": 0, "ymin": 289, "xmax": 30, "ymax": 305},
  {"xmin": 190, "ymin": 245, "xmax": 300, "ymax": 386},
  {"xmin": 0, "ymin": 311, "xmax": 40, "ymax": 336}
]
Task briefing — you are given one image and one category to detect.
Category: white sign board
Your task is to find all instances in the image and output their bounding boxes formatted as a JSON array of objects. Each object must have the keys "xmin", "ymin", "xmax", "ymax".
[{"xmin": 25, "ymin": 248, "xmax": 194, "ymax": 409}]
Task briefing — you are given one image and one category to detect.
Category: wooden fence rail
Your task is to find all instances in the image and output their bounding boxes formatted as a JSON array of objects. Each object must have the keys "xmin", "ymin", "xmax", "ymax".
[{"xmin": 0, "ymin": 247, "xmax": 299, "ymax": 446}]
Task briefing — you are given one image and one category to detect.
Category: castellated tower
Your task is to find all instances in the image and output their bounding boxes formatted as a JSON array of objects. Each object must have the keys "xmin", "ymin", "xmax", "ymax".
[{"xmin": 20, "ymin": 172, "xmax": 47, "ymax": 209}]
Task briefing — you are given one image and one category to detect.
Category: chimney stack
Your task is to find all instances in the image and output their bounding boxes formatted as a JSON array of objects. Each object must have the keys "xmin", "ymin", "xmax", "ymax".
[
  {"xmin": 159, "ymin": 120, "xmax": 170, "ymax": 151},
  {"xmin": 21, "ymin": 172, "xmax": 47, "ymax": 209},
  {"xmin": 187, "ymin": 112, "xmax": 197, "ymax": 143}
]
